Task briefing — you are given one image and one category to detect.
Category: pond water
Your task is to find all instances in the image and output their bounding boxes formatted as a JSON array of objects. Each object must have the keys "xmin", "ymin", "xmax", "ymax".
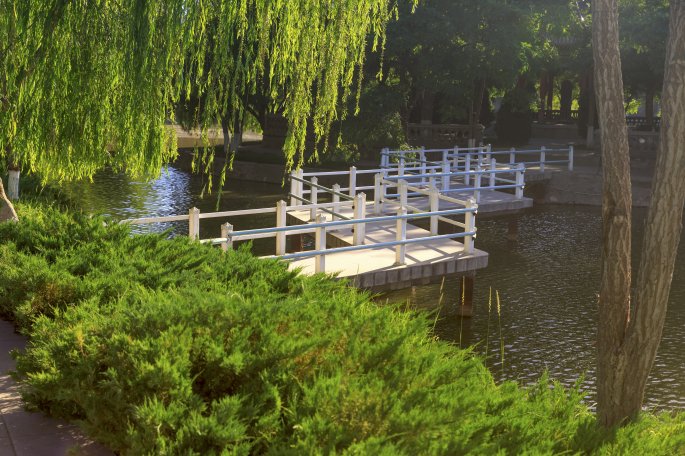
[{"xmin": 64, "ymin": 166, "xmax": 685, "ymax": 411}]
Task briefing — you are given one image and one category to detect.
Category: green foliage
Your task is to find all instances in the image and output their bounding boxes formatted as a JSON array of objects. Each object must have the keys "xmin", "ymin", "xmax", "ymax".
[
  {"xmin": 336, "ymin": 79, "xmax": 409, "ymax": 160},
  {"xmin": 1, "ymin": 0, "xmax": 408, "ymax": 183},
  {"xmin": 3, "ymin": 203, "xmax": 685, "ymax": 454},
  {"xmin": 495, "ymin": 88, "xmax": 534, "ymax": 145},
  {"xmin": 619, "ymin": 0, "xmax": 669, "ymax": 98}
]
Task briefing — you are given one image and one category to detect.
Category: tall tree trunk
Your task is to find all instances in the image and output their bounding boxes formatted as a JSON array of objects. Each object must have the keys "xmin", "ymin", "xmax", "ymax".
[
  {"xmin": 594, "ymin": 0, "xmax": 685, "ymax": 427},
  {"xmin": 645, "ymin": 89, "xmax": 655, "ymax": 131},
  {"xmin": 546, "ymin": 73, "xmax": 555, "ymax": 112},
  {"xmin": 221, "ymin": 116, "xmax": 232, "ymax": 162},
  {"xmin": 471, "ymin": 79, "xmax": 486, "ymax": 141},
  {"xmin": 231, "ymin": 113, "xmax": 243, "ymax": 154},
  {"xmin": 622, "ymin": 0, "xmax": 685, "ymax": 423},
  {"xmin": 560, "ymin": 79, "xmax": 574, "ymax": 121},
  {"xmin": 586, "ymin": 72, "xmax": 596, "ymax": 148},
  {"xmin": 592, "ymin": 0, "xmax": 634, "ymax": 427},
  {"xmin": 538, "ymin": 72, "xmax": 548, "ymax": 122},
  {"xmin": 7, "ymin": 162, "xmax": 19, "ymax": 200},
  {"xmin": 0, "ymin": 178, "xmax": 18, "ymax": 222}
]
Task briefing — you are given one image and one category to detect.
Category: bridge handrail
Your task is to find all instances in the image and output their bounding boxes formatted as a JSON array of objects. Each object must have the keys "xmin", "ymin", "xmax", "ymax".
[
  {"xmin": 382, "ymin": 144, "xmax": 574, "ymax": 173},
  {"xmin": 267, "ymin": 231, "xmax": 477, "ymax": 261},
  {"xmin": 207, "ymin": 202, "xmax": 478, "ymax": 272}
]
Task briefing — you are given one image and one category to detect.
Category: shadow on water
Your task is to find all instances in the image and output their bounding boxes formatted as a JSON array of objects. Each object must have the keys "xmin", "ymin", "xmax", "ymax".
[
  {"xmin": 65, "ymin": 169, "xmax": 685, "ymax": 410},
  {"xmin": 384, "ymin": 205, "xmax": 685, "ymax": 411}
]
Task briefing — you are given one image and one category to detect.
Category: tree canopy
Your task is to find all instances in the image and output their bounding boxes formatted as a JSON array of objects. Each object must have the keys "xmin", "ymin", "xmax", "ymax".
[{"xmin": 0, "ymin": 0, "xmax": 406, "ymax": 183}]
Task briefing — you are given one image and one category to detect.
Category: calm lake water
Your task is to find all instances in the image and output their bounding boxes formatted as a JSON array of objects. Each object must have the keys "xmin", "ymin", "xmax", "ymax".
[{"xmin": 64, "ymin": 166, "xmax": 685, "ymax": 411}]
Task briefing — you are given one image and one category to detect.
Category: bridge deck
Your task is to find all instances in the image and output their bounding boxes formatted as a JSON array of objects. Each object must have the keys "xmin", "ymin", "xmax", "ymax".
[
  {"xmin": 288, "ymin": 201, "xmax": 488, "ymax": 291},
  {"xmin": 417, "ymin": 185, "xmax": 533, "ymax": 214}
]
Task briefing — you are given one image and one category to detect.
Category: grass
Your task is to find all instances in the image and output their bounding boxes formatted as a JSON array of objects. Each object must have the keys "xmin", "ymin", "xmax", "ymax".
[{"xmin": 2, "ymin": 197, "xmax": 685, "ymax": 454}]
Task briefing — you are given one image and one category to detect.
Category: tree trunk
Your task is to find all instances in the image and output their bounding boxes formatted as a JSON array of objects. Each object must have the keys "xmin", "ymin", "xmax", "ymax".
[
  {"xmin": 645, "ymin": 89, "xmax": 655, "ymax": 131},
  {"xmin": 471, "ymin": 79, "xmax": 486, "ymax": 141},
  {"xmin": 221, "ymin": 116, "xmax": 232, "ymax": 161},
  {"xmin": 231, "ymin": 114, "xmax": 242, "ymax": 154},
  {"xmin": 592, "ymin": 0, "xmax": 634, "ymax": 427},
  {"xmin": 621, "ymin": 0, "xmax": 685, "ymax": 423},
  {"xmin": 594, "ymin": 0, "xmax": 685, "ymax": 427},
  {"xmin": 0, "ymin": 178, "xmax": 18, "ymax": 222},
  {"xmin": 538, "ymin": 72, "xmax": 548, "ymax": 122},
  {"xmin": 560, "ymin": 79, "xmax": 574, "ymax": 121},
  {"xmin": 7, "ymin": 165, "xmax": 19, "ymax": 200},
  {"xmin": 586, "ymin": 73, "xmax": 596, "ymax": 148},
  {"xmin": 420, "ymin": 90, "xmax": 434, "ymax": 124},
  {"xmin": 546, "ymin": 73, "xmax": 555, "ymax": 112}
]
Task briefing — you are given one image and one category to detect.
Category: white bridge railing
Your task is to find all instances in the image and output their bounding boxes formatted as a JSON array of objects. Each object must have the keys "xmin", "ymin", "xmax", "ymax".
[
  {"xmin": 380, "ymin": 143, "xmax": 574, "ymax": 176},
  {"xmin": 122, "ymin": 144, "xmax": 556, "ymax": 273},
  {"xmin": 120, "ymin": 187, "xmax": 478, "ymax": 274}
]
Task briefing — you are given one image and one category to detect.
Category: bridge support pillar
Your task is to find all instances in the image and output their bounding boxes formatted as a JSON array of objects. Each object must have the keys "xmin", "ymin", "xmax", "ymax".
[
  {"xmin": 507, "ymin": 219, "xmax": 519, "ymax": 242},
  {"xmin": 457, "ymin": 274, "xmax": 475, "ymax": 317},
  {"xmin": 289, "ymin": 234, "xmax": 304, "ymax": 253}
]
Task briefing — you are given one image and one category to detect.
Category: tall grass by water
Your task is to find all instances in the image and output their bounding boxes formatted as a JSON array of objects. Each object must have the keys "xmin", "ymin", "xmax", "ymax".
[{"xmin": 2, "ymin": 197, "xmax": 685, "ymax": 454}]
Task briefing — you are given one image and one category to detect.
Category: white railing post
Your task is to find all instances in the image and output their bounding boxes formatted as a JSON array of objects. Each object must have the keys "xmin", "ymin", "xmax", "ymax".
[
  {"xmin": 464, "ymin": 153, "xmax": 471, "ymax": 186},
  {"xmin": 332, "ymin": 184, "xmax": 341, "ymax": 221},
  {"xmin": 296, "ymin": 169, "xmax": 304, "ymax": 204},
  {"xmin": 399, "ymin": 179, "xmax": 408, "ymax": 209},
  {"xmin": 429, "ymin": 168, "xmax": 436, "ymax": 189},
  {"xmin": 289, "ymin": 171, "xmax": 298, "ymax": 206},
  {"xmin": 220, "ymin": 222, "xmax": 233, "ymax": 252},
  {"xmin": 429, "ymin": 186, "xmax": 439, "ymax": 235},
  {"xmin": 398, "ymin": 155, "xmax": 405, "ymax": 177},
  {"xmin": 381, "ymin": 147, "xmax": 389, "ymax": 168},
  {"xmin": 276, "ymin": 200, "xmax": 287, "ymax": 255},
  {"xmin": 540, "ymin": 146, "xmax": 546, "ymax": 173},
  {"xmin": 464, "ymin": 198, "xmax": 476, "ymax": 254},
  {"xmin": 474, "ymin": 167, "xmax": 482, "ymax": 204},
  {"xmin": 314, "ymin": 214, "xmax": 326, "ymax": 273},
  {"xmin": 349, "ymin": 166, "xmax": 357, "ymax": 198},
  {"xmin": 353, "ymin": 193, "xmax": 366, "ymax": 245},
  {"xmin": 509, "ymin": 148, "xmax": 516, "ymax": 166},
  {"xmin": 395, "ymin": 207, "xmax": 407, "ymax": 265},
  {"xmin": 374, "ymin": 173, "xmax": 382, "ymax": 214},
  {"xmin": 489, "ymin": 158, "xmax": 496, "ymax": 189},
  {"xmin": 310, "ymin": 176, "xmax": 319, "ymax": 220},
  {"xmin": 568, "ymin": 143, "xmax": 574, "ymax": 171},
  {"xmin": 452, "ymin": 146, "xmax": 460, "ymax": 171},
  {"xmin": 515, "ymin": 164, "xmax": 525, "ymax": 199},
  {"xmin": 420, "ymin": 147, "xmax": 427, "ymax": 185},
  {"xmin": 441, "ymin": 157, "xmax": 450, "ymax": 192},
  {"xmin": 381, "ymin": 168, "xmax": 388, "ymax": 209},
  {"xmin": 188, "ymin": 207, "xmax": 200, "ymax": 240}
]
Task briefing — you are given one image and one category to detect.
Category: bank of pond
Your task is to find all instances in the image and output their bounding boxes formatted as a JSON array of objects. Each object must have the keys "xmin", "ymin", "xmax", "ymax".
[{"xmin": 1, "ymin": 198, "xmax": 685, "ymax": 453}]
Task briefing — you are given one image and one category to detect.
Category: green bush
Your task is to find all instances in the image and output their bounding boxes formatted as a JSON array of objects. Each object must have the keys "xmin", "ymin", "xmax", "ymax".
[
  {"xmin": 4, "ymin": 202, "xmax": 685, "ymax": 455},
  {"xmin": 17, "ymin": 286, "xmax": 599, "ymax": 455}
]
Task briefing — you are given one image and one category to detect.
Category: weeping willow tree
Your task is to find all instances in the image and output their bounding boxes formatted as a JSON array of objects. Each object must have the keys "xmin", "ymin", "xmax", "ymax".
[{"xmin": 0, "ymin": 0, "xmax": 404, "ymax": 220}]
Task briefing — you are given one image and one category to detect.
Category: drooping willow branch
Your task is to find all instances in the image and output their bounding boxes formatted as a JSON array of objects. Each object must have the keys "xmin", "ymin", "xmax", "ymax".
[{"xmin": 0, "ymin": 0, "xmax": 406, "ymax": 186}]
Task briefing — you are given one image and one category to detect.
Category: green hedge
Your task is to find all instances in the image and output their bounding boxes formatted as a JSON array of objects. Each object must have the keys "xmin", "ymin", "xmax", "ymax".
[{"xmin": 3, "ymin": 201, "xmax": 685, "ymax": 454}]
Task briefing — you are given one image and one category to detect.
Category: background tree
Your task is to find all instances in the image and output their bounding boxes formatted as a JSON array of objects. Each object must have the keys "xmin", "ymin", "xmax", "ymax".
[
  {"xmin": 362, "ymin": 1, "xmax": 536, "ymax": 128},
  {"xmin": 593, "ymin": 0, "xmax": 685, "ymax": 426},
  {"xmin": 620, "ymin": 0, "xmax": 669, "ymax": 127}
]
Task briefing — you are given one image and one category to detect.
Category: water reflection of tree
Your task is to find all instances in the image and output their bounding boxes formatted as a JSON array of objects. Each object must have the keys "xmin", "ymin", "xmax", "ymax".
[{"xmin": 63, "ymin": 167, "xmax": 192, "ymax": 220}]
